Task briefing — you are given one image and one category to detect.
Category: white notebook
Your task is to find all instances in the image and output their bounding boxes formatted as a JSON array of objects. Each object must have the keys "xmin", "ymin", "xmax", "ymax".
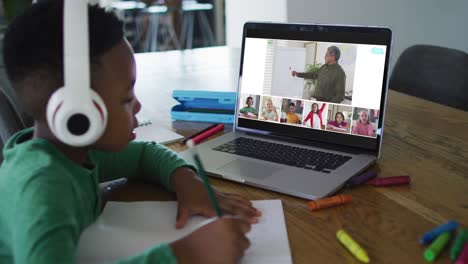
[
  {"xmin": 134, "ymin": 120, "xmax": 184, "ymax": 145},
  {"xmin": 76, "ymin": 200, "xmax": 292, "ymax": 264}
]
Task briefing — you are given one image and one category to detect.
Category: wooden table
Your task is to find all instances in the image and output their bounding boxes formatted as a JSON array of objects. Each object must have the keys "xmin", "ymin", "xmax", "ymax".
[{"xmin": 111, "ymin": 46, "xmax": 468, "ymax": 263}]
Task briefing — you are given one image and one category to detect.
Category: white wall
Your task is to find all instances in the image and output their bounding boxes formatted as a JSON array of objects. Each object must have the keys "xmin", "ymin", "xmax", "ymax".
[
  {"xmin": 286, "ymin": 0, "xmax": 468, "ymax": 71},
  {"xmin": 225, "ymin": 0, "xmax": 287, "ymax": 47},
  {"xmin": 226, "ymin": 0, "xmax": 467, "ymax": 70}
]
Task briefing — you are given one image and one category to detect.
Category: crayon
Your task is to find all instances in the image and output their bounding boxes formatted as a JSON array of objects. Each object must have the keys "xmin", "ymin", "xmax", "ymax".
[
  {"xmin": 451, "ymin": 229, "xmax": 468, "ymax": 260},
  {"xmin": 307, "ymin": 194, "xmax": 351, "ymax": 211},
  {"xmin": 181, "ymin": 123, "xmax": 219, "ymax": 144},
  {"xmin": 420, "ymin": 220, "xmax": 458, "ymax": 245},
  {"xmin": 346, "ymin": 171, "xmax": 377, "ymax": 188},
  {"xmin": 191, "ymin": 123, "xmax": 225, "ymax": 144},
  {"xmin": 336, "ymin": 229, "xmax": 370, "ymax": 263},
  {"xmin": 424, "ymin": 232, "xmax": 452, "ymax": 262},
  {"xmin": 455, "ymin": 244, "xmax": 468, "ymax": 264},
  {"xmin": 366, "ymin": 175, "xmax": 410, "ymax": 186}
]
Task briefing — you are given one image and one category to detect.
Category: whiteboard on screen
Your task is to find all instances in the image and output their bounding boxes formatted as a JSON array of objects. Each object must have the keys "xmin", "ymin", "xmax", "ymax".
[{"xmin": 271, "ymin": 47, "xmax": 306, "ymax": 98}]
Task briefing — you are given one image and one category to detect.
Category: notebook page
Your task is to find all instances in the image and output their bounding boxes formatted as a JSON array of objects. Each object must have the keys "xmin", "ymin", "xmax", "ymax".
[
  {"xmin": 76, "ymin": 200, "xmax": 292, "ymax": 264},
  {"xmin": 134, "ymin": 122, "xmax": 184, "ymax": 145}
]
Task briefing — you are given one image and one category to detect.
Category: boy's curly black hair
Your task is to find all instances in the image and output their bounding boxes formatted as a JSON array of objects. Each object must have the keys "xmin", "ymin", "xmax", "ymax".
[{"xmin": 2, "ymin": 0, "xmax": 125, "ymax": 120}]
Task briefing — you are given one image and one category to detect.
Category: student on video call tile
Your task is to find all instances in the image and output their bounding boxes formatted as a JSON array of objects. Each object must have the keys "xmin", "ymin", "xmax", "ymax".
[
  {"xmin": 351, "ymin": 108, "xmax": 379, "ymax": 137},
  {"xmin": 326, "ymin": 104, "xmax": 352, "ymax": 133},
  {"xmin": 280, "ymin": 98, "xmax": 302, "ymax": 124},
  {"xmin": 239, "ymin": 94, "xmax": 260, "ymax": 119},
  {"xmin": 259, "ymin": 96, "xmax": 280, "ymax": 122},
  {"xmin": 303, "ymin": 101, "xmax": 327, "ymax": 129}
]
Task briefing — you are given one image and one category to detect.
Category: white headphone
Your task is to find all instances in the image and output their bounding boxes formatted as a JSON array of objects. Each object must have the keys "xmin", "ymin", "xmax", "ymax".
[{"xmin": 46, "ymin": 0, "xmax": 108, "ymax": 147}]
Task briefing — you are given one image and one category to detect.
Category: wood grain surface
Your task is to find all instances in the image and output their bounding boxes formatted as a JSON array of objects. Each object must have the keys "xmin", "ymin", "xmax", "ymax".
[{"xmin": 110, "ymin": 47, "xmax": 468, "ymax": 263}]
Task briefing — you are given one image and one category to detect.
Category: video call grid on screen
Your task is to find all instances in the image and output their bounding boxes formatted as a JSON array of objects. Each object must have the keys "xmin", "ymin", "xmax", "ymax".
[{"xmin": 237, "ymin": 37, "xmax": 387, "ymax": 139}]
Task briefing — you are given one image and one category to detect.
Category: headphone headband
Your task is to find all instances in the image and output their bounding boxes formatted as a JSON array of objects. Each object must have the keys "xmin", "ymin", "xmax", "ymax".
[{"xmin": 64, "ymin": 0, "xmax": 90, "ymax": 100}]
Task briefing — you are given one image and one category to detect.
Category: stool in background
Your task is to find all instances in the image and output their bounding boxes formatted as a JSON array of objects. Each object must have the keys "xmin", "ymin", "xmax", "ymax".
[
  {"xmin": 143, "ymin": 5, "xmax": 181, "ymax": 52},
  {"xmin": 180, "ymin": 1, "xmax": 216, "ymax": 49},
  {"xmin": 110, "ymin": 1, "xmax": 147, "ymax": 52}
]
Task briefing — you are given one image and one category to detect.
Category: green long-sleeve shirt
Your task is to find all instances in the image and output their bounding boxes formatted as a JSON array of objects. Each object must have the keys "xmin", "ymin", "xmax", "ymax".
[
  {"xmin": 297, "ymin": 63, "xmax": 346, "ymax": 103},
  {"xmin": 0, "ymin": 128, "xmax": 192, "ymax": 263}
]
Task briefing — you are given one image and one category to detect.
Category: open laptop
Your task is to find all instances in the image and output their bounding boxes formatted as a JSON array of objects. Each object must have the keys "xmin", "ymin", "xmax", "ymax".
[{"xmin": 180, "ymin": 22, "xmax": 392, "ymax": 200}]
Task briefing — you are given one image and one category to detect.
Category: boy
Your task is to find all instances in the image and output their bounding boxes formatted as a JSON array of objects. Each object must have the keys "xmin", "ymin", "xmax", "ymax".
[
  {"xmin": 239, "ymin": 96, "xmax": 258, "ymax": 118},
  {"xmin": 0, "ymin": 2, "xmax": 260, "ymax": 263},
  {"xmin": 286, "ymin": 103, "xmax": 301, "ymax": 124}
]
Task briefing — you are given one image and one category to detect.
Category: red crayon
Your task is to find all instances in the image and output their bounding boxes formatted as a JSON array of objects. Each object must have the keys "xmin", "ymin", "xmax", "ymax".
[
  {"xmin": 191, "ymin": 124, "xmax": 225, "ymax": 144},
  {"xmin": 455, "ymin": 244, "xmax": 468, "ymax": 264},
  {"xmin": 181, "ymin": 123, "xmax": 219, "ymax": 144},
  {"xmin": 366, "ymin": 176, "xmax": 411, "ymax": 187}
]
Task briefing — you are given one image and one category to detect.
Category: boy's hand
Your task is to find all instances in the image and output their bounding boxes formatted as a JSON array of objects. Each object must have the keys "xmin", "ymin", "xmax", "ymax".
[
  {"xmin": 170, "ymin": 217, "xmax": 251, "ymax": 264},
  {"xmin": 170, "ymin": 168, "xmax": 262, "ymax": 229}
]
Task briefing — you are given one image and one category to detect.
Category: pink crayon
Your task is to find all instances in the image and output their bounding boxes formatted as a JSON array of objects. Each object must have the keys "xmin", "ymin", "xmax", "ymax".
[
  {"xmin": 366, "ymin": 176, "xmax": 411, "ymax": 187},
  {"xmin": 455, "ymin": 244, "xmax": 468, "ymax": 264}
]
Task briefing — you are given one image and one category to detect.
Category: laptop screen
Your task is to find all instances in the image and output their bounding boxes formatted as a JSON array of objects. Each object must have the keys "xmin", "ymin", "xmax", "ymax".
[{"xmin": 236, "ymin": 23, "xmax": 392, "ymax": 152}]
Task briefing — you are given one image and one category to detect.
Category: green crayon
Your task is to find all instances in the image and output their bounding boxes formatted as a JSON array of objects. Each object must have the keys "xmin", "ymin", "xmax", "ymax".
[
  {"xmin": 450, "ymin": 229, "xmax": 468, "ymax": 260},
  {"xmin": 424, "ymin": 232, "xmax": 452, "ymax": 262}
]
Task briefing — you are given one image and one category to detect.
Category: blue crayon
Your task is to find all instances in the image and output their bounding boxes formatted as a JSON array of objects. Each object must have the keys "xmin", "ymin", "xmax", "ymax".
[
  {"xmin": 419, "ymin": 220, "xmax": 458, "ymax": 245},
  {"xmin": 346, "ymin": 171, "xmax": 377, "ymax": 188}
]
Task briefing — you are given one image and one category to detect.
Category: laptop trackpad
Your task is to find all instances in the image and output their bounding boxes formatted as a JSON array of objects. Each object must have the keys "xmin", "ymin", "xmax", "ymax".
[{"xmin": 217, "ymin": 159, "xmax": 282, "ymax": 180}]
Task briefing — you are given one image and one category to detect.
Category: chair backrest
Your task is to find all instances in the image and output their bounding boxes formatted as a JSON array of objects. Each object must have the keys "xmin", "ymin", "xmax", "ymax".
[
  {"xmin": 389, "ymin": 45, "xmax": 468, "ymax": 111},
  {"xmin": 0, "ymin": 88, "xmax": 26, "ymax": 164}
]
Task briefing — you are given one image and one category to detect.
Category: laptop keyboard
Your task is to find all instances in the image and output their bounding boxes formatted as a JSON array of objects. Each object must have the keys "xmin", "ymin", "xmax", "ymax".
[{"xmin": 212, "ymin": 137, "xmax": 352, "ymax": 173}]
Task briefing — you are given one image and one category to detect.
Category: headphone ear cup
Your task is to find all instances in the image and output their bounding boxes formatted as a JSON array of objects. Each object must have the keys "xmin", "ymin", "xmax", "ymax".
[{"xmin": 46, "ymin": 87, "xmax": 108, "ymax": 147}]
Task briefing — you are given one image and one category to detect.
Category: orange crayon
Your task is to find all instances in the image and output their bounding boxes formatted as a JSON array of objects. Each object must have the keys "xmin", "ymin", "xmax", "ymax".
[{"xmin": 307, "ymin": 194, "xmax": 352, "ymax": 211}]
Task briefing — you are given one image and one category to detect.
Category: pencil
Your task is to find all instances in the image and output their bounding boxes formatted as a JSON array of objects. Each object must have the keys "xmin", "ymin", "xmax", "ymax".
[
  {"xmin": 186, "ymin": 140, "xmax": 222, "ymax": 217},
  {"xmin": 181, "ymin": 124, "xmax": 219, "ymax": 144}
]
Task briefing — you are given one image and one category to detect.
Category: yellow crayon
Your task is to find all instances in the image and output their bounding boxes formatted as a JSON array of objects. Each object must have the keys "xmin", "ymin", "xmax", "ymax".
[{"xmin": 336, "ymin": 229, "xmax": 370, "ymax": 263}]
